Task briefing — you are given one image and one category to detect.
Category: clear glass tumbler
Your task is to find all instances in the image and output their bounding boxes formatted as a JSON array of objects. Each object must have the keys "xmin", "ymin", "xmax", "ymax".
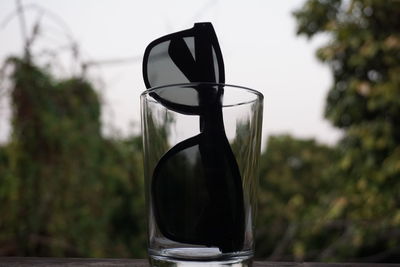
[{"xmin": 141, "ymin": 83, "xmax": 263, "ymax": 266}]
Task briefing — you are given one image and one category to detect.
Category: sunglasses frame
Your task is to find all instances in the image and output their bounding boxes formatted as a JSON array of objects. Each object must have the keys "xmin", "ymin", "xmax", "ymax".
[
  {"xmin": 142, "ymin": 23, "xmax": 245, "ymax": 253},
  {"xmin": 142, "ymin": 22, "xmax": 225, "ymax": 89}
]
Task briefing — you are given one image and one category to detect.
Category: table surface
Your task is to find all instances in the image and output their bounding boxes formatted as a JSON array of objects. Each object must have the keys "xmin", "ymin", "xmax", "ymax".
[{"xmin": 0, "ymin": 258, "xmax": 399, "ymax": 267}]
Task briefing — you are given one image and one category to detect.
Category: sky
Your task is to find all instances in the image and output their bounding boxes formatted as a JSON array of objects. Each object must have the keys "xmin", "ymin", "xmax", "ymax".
[{"xmin": 0, "ymin": 0, "xmax": 342, "ymax": 147}]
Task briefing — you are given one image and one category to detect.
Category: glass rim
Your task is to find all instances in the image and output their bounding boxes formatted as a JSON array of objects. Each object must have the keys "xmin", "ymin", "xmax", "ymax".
[{"xmin": 141, "ymin": 82, "xmax": 263, "ymax": 108}]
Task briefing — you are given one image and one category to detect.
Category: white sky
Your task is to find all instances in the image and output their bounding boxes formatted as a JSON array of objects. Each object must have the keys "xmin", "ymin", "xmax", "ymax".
[{"xmin": 0, "ymin": 0, "xmax": 342, "ymax": 147}]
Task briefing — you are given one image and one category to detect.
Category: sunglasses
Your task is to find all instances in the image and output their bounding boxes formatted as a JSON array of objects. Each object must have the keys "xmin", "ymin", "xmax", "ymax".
[{"xmin": 143, "ymin": 23, "xmax": 245, "ymax": 253}]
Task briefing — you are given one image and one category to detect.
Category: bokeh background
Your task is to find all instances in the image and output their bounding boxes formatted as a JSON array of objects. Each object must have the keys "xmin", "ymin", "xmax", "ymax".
[{"xmin": 0, "ymin": 0, "xmax": 399, "ymax": 263}]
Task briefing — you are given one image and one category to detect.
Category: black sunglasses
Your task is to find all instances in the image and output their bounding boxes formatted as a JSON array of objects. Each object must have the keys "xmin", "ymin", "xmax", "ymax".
[{"xmin": 143, "ymin": 23, "xmax": 245, "ymax": 253}]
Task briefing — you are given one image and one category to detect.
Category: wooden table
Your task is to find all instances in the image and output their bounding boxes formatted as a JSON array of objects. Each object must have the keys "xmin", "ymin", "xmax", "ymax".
[{"xmin": 0, "ymin": 258, "xmax": 399, "ymax": 267}]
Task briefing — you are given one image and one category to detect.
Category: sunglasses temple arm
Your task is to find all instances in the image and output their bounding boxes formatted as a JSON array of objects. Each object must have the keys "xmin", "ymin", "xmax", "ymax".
[
  {"xmin": 195, "ymin": 24, "xmax": 216, "ymax": 83},
  {"xmin": 168, "ymin": 38, "xmax": 198, "ymax": 82}
]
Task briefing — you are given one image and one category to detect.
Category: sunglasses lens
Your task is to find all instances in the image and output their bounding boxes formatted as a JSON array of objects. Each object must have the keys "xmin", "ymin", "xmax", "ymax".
[
  {"xmin": 152, "ymin": 134, "xmax": 245, "ymax": 252},
  {"xmin": 151, "ymin": 84, "xmax": 200, "ymax": 107},
  {"xmin": 147, "ymin": 39, "xmax": 191, "ymax": 88},
  {"xmin": 152, "ymin": 141, "xmax": 210, "ymax": 242},
  {"xmin": 145, "ymin": 37, "xmax": 222, "ymax": 88}
]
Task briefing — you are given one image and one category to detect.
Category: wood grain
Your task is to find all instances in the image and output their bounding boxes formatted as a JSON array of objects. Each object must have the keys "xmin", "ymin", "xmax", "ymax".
[{"xmin": 0, "ymin": 258, "xmax": 398, "ymax": 267}]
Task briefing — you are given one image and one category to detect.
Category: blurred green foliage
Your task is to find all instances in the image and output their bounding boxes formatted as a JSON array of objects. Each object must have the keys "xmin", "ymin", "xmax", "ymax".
[
  {"xmin": 256, "ymin": 135, "xmax": 340, "ymax": 261},
  {"xmin": 261, "ymin": 0, "xmax": 400, "ymax": 261},
  {"xmin": 0, "ymin": 58, "xmax": 146, "ymax": 257},
  {"xmin": 0, "ymin": 0, "xmax": 399, "ymax": 262}
]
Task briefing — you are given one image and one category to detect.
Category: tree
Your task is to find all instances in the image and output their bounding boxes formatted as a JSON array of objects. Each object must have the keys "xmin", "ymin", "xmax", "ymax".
[
  {"xmin": 0, "ymin": 57, "xmax": 146, "ymax": 257},
  {"xmin": 0, "ymin": 1, "xmax": 148, "ymax": 257},
  {"xmin": 256, "ymin": 135, "xmax": 339, "ymax": 261},
  {"xmin": 293, "ymin": 0, "xmax": 400, "ymax": 262}
]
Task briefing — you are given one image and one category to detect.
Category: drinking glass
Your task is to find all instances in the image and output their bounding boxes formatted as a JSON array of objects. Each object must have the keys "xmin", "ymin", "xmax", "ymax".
[{"xmin": 141, "ymin": 83, "xmax": 263, "ymax": 267}]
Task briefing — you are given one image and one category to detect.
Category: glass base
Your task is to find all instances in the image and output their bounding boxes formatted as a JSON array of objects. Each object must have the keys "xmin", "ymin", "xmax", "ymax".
[{"xmin": 148, "ymin": 248, "xmax": 253, "ymax": 267}]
